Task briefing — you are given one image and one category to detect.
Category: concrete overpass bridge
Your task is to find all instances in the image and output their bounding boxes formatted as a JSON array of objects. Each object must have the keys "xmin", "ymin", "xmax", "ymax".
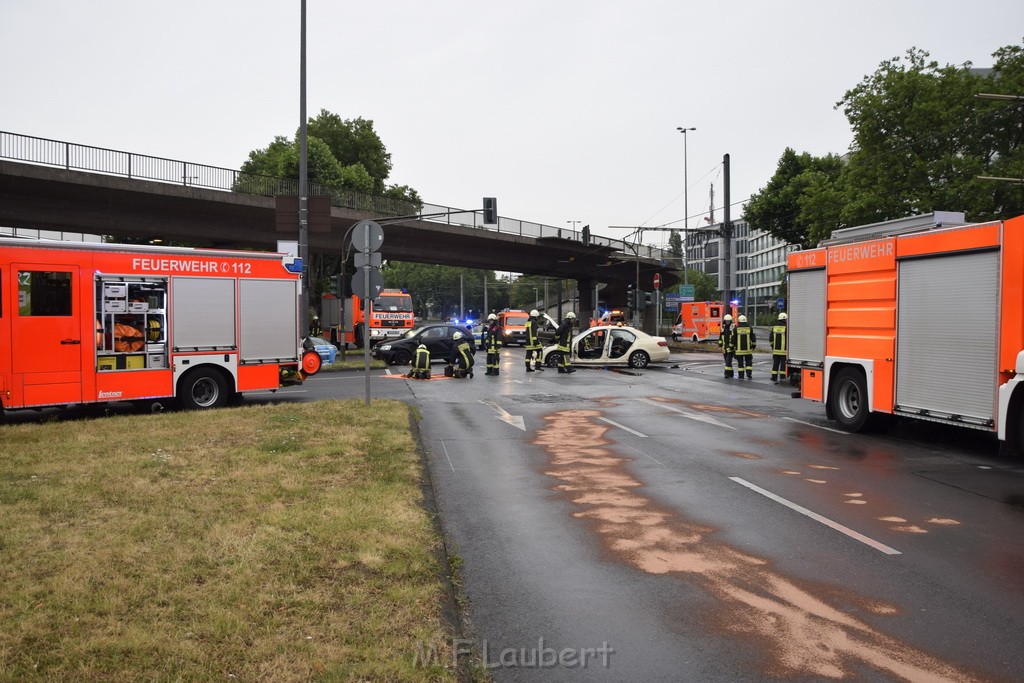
[{"xmin": 0, "ymin": 131, "xmax": 678, "ymax": 321}]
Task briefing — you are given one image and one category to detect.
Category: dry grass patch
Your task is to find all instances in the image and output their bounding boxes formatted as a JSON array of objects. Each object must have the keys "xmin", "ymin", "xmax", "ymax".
[{"xmin": 0, "ymin": 400, "xmax": 456, "ymax": 681}]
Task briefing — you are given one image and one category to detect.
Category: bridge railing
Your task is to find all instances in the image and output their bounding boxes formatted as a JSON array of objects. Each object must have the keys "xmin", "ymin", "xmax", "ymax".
[{"xmin": 0, "ymin": 130, "xmax": 672, "ymax": 263}]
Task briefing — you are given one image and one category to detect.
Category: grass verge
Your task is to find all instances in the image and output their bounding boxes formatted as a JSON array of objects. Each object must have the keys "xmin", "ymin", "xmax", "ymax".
[
  {"xmin": 0, "ymin": 400, "xmax": 457, "ymax": 681},
  {"xmin": 321, "ymin": 348, "xmax": 388, "ymax": 372}
]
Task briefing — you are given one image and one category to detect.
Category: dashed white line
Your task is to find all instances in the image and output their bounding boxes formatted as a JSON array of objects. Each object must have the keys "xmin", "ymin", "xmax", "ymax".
[
  {"xmin": 782, "ymin": 416, "xmax": 848, "ymax": 435},
  {"xmin": 440, "ymin": 439, "xmax": 456, "ymax": 472},
  {"xmin": 598, "ymin": 417, "xmax": 648, "ymax": 438},
  {"xmin": 730, "ymin": 477, "xmax": 901, "ymax": 555}
]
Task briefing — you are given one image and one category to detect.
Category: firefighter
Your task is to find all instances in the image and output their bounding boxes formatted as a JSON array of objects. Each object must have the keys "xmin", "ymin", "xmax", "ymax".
[
  {"xmin": 407, "ymin": 343, "xmax": 431, "ymax": 379},
  {"xmin": 719, "ymin": 313, "xmax": 736, "ymax": 378},
  {"xmin": 555, "ymin": 311, "xmax": 577, "ymax": 374},
  {"xmin": 524, "ymin": 309, "xmax": 545, "ymax": 372},
  {"xmin": 448, "ymin": 331, "xmax": 475, "ymax": 378},
  {"xmin": 733, "ymin": 315, "xmax": 757, "ymax": 379},
  {"xmin": 309, "ymin": 315, "xmax": 322, "ymax": 337},
  {"xmin": 769, "ymin": 312, "xmax": 788, "ymax": 384},
  {"xmin": 483, "ymin": 312, "xmax": 502, "ymax": 376}
]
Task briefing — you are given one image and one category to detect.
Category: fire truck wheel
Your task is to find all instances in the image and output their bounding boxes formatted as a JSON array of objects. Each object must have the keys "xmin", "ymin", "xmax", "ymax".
[
  {"xmin": 302, "ymin": 350, "xmax": 322, "ymax": 376},
  {"xmin": 179, "ymin": 368, "xmax": 228, "ymax": 410},
  {"xmin": 830, "ymin": 367, "xmax": 870, "ymax": 432},
  {"xmin": 691, "ymin": 334, "xmax": 699, "ymax": 343},
  {"xmin": 628, "ymin": 350, "xmax": 650, "ymax": 369}
]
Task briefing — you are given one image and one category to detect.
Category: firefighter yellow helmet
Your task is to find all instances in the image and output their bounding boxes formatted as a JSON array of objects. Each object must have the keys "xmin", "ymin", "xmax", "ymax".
[
  {"xmin": 530, "ymin": 309, "xmax": 540, "ymax": 317},
  {"xmin": 778, "ymin": 312, "xmax": 788, "ymax": 321},
  {"xmin": 487, "ymin": 313, "xmax": 497, "ymax": 321},
  {"xmin": 738, "ymin": 315, "xmax": 747, "ymax": 323},
  {"xmin": 723, "ymin": 314, "xmax": 733, "ymax": 322},
  {"xmin": 566, "ymin": 311, "xmax": 576, "ymax": 319},
  {"xmin": 453, "ymin": 331, "xmax": 464, "ymax": 340}
]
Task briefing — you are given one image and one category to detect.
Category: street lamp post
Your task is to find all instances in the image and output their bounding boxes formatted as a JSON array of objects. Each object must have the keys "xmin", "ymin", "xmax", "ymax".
[
  {"xmin": 567, "ymin": 220, "xmax": 581, "ymax": 237},
  {"xmin": 676, "ymin": 127, "xmax": 696, "ymax": 286}
]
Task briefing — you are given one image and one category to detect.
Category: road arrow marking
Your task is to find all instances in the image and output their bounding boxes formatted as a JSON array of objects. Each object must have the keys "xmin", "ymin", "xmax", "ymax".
[
  {"xmin": 478, "ymin": 399, "xmax": 526, "ymax": 431},
  {"xmin": 638, "ymin": 398, "xmax": 736, "ymax": 430}
]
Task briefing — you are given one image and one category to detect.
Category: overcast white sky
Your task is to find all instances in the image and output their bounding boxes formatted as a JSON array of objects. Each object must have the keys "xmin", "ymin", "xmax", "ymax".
[{"xmin": 2, "ymin": 1, "xmax": 1022, "ymax": 250}]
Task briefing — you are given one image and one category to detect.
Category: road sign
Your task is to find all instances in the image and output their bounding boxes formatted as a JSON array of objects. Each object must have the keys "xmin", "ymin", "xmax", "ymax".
[
  {"xmin": 678, "ymin": 284, "xmax": 695, "ymax": 302},
  {"xmin": 777, "ymin": 297, "xmax": 786, "ymax": 310},
  {"xmin": 351, "ymin": 268, "xmax": 385, "ymax": 299},
  {"xmin": 653, "ymin": 273, "xmax": 661, "ymax": 290},
  {"xmin": 354, "ymin": 252, "xmax": 382, "ymax": 268},
  {"xmin": 664, "ymin": 293, "xmax": 684, "ymax": 310},
  {"xmin": 350, "ymin": 220, "xmax": 383, "ymax": 253}
]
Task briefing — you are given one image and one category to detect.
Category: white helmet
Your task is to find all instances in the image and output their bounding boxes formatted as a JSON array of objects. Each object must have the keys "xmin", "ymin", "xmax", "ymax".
[
  {"xmin": 566, "ymin": 311, "xmax": 576, "ymax": 319},
  {"xmin": 453, "ymin": 331, "xmax": 464, "ymax": 340},
  {"xmin": 738, "ymin": 315, "xmax": 747, "ymax": 323},
  {"xmin": 723, "ymin": 314, "xmax": 733, "ymax": 322},
  {"xmin": 418, "ymin": 343, "xmax": 427, "ymax": 349},
  {"xmin": 778, "ymin": 312, "xmax": 788, "ymax": 321},
  {"xmin": 530, "ymin": 309, "xmax": 540, "ymax": 317},
  {"xmin": 487, "ymin": 313, "xmax": 497, "ymax": 321}
]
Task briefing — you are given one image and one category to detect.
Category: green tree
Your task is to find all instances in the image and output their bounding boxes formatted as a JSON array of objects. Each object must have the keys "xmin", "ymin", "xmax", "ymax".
[
  {"xmin": 240, "ymin": 135, "xmax": 374, "ymax": 193},
  {"xmin": 382, "ymin": 262, "xmax": 498, "ymax": 319},
  {"xmin": 307, "ymin": 110, "xmax": 392, "ymax": 194}
]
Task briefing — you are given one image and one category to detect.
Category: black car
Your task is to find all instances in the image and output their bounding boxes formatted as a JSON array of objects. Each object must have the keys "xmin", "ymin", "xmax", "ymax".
[{"xmin": 370, "ymin": 324, "xmax": 475, "ymax": 365}]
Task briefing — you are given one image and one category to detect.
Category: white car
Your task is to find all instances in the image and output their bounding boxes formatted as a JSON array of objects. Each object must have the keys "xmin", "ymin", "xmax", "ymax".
[{"xmin": 541, "ymin": 325, "xmax": 670, "ymax": 369}]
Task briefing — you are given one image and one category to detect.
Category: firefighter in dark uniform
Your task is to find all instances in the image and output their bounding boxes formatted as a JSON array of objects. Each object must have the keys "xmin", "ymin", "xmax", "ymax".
[
  {"xmin": 555, "ymin": 311, "xmax": 577, "ymax": 374},
  {"xmin": 448, "ymin": 332, "xmax": 474, "ymax": 378},
  {"xmin": 769, "ymin": 312, "xmax": 788, "ymax": 384},
  {"xmin": 524, "ymin": 309, "xmax": 545, "ymax": 372},
  {"xmin": 719, "ymin": 313, "xmax": 736, "ymax": 378},
  {"xmin": 408, "ymin": 343, "xmax": 431, "ymax": 379},
  {"xmin": 734, "ymin": 314, "xmax": 757, "ymax": 379},
  {"xmin": 483, "ymin": 313, "xmax": 503, "ymax": 376},
  {"xmin": 308, "ymin": 315, "xmax": 322, "ymax": 337}
]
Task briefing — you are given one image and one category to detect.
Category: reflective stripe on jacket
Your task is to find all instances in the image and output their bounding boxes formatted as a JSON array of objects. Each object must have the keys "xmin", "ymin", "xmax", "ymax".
[
  {"xmin": 524, "ymin": 318, "xmax": 541, "ymax": 350},
  {"xmin": 734, "ymin": 325, "xmax": 755, "ymax": 355},
  {"xmin": 718, "ymin": 324, "xmax": 734, "ymax": 352},
  {"xmin": 769, "ymin": 325, "xmax": 787, "ymax": 355},
  {"xmin": 413, "ymin": 347, "xmax": 430, "ymax": 370}
]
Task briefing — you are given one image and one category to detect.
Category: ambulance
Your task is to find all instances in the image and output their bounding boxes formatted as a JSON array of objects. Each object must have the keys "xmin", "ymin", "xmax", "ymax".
[
  {"xmin": 671, "ymin": 301, "xmax": 738, "ymax": 342},
  {"xmin": 0, "ymin": 237, "xmax": 314, "ymax": 418},
  {"xmin": 788, "ymin": 213, "xmax": 1024, "ymax": 451}
]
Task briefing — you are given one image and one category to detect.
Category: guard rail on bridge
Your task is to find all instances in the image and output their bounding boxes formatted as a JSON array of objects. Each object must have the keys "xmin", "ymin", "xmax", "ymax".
[{"xmin": 0, "ymin": 130, "xmax": 672, "ymax": 263}]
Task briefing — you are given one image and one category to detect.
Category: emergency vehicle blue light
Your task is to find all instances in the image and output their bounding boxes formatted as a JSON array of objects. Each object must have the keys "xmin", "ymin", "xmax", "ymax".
[
  {"xmin": 284, "ymin": 257, "xmax": 303, "ymax": 273},
  {"xmin": 730, "ymin": 299, "xmax": 739, "ymax": 306}
]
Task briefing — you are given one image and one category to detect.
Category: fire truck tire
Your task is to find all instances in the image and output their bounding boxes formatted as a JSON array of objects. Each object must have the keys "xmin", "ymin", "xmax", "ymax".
[
  {"xmin": 628, "ymin": 350, "xmax": 650, "ymax": 369},
  {"xmin": 830, "ymin": 367, "xmax": 870, "ymax": 432},
  {"xmin": 302, "ymin": 350, "xmax": 322, "ymax": 376},
  {"xmin": 355, "ymin": 324, "xmax": 365, "ymax": 349},
  {"xmin": 179, "ymin": 368, "xmax": 228, "ymax": 410},
  {"xmin": 691, "ymin": 334, "xmax": 699, "ymax": 343}
]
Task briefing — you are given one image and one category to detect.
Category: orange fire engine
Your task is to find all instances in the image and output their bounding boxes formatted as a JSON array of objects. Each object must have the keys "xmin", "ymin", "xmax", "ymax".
[
  {"xmin": 671, "ymin": 301, "xmax": 738, "ymax": 342},
  {"xmin": 330, "ymin": 289, "xmax": 414, "ymax": 348},
  {"xmin": 788, "ymin": 213, "xmax": 1024, "ymax": 450},
  {"xmin": 0, "ymin": 238, "xmax": 311, "ymax": 417}
]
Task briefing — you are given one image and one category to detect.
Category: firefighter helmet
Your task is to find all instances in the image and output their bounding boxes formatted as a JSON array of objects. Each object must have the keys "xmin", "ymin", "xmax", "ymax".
[
  {"xmin": 566, "ymin": 311, "xmax": 576, "ymax": 319},
  {"xmin": 778, "ymin": 312, "xmax": 788, "ymax": 321},
  {"xmin": 487, "ymin": 313, "xmax": 497, "ymax": 321},
  {"xmin": 453, "ymin": 331, "xmax": 464, "ymax": 340},
  {"xmin": 738, "ymin": 315, "xmax": 747, "ymax": 323},
  {"xmin": 418, "ymin": 343, "xmax": 427, "ymax": 349},
  {"xmin": 723, "ymin": 314, "xmax": 733, "ymax": 322},
  {"xmin": 530, "ymin": 309, "xmax": 540, "ymax": 317}
]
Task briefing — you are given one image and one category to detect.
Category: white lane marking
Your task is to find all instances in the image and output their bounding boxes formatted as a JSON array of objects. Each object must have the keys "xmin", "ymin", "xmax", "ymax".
[
  {"xmin": 478, "ymin": 399, "xmax": 526, "ymax": 431},
  {"xmin": 249, "ymin": 389, "xmax": 308, "ymax": 395},
  {"xmin": 622, "ymin": 443, "xmax": 663, "ymax": 464},
  {"xmin": 440, "ymin": 439, "xmax": 456, "ymax": 472},
  {"xmin": 599, "ymin": 417, "xmax": 648, "ymax": 438},
  {"xmin": 638, "ymin": 398, "xmax": 736, "ymax": 431},
  {"xmin": 730, "ymin": 477, "xmax": 901, "ymax": 555},
  {"xmin": 385, "ymin": 368, "xmax": 393, "ymax": 376},
  {"xmin": 782, "ymin": 416, "xmax": 848, "ymax": 435}
]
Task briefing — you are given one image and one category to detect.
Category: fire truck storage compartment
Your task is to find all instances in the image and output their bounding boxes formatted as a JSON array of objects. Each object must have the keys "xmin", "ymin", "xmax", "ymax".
[
  {"xmin": 895, "ymin": 250, "xmax": 999, "ymax": 424},
  {"xmin": 240, "ymin": 278, "xmax": 299, "ymax": 363},
  {"xmin": 95, "ymin": 276, "xmax": 167, "ymax": 370},
  {"xmin": 172, "ymin": 277, "xmax": 236, "ymax": 351},
  {"xmin": 788, "ymin": 268, "xmax": 826, "ymax": 367}
]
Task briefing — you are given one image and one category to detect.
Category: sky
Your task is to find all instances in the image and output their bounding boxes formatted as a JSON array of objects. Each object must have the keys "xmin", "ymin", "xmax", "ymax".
[{"xmin": 2, "ymin": 1, "xmax": 1023, "ymax": 251}]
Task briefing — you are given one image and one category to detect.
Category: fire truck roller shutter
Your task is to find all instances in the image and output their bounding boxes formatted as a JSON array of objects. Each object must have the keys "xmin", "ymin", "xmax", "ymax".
[
  {"xmin": 895, "ymin": 249, "xmax": 999, "ymax": 424},
  {"xmin": 240, "ymin": 279, "xmax": 300, "ymax": 363},
  {"xmin": 172, "ymin": 277, "xmax": 236, "ymax": 350},
  {"xmin": 788, "ymin": 268, "xmax": 826, "ymax": 367}
]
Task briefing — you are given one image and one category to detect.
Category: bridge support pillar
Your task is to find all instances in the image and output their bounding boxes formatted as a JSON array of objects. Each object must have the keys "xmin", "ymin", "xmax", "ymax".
[{"xmin": 577, "ymin": 277, "xmax": 595, "ymax": 328}]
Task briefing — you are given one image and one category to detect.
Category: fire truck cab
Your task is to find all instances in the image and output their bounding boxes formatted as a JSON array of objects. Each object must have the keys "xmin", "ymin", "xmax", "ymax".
[{"xmin": 0, "ymin": 238, "xmax": 306, "ymax": 417}]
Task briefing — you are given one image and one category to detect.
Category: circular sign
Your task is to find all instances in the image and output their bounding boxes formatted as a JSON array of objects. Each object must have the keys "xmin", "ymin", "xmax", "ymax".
[
  {"xmin": 653, "ymin": 273, "xmax": 661, "ymax": 290},
  {"xmin": 350, "ymin": 220, "xmax": 384, "ymax": 253}
]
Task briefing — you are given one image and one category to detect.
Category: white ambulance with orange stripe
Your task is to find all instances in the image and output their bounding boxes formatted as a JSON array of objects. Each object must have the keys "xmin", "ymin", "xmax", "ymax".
[{"xmin": 788, "ymin": 212, "xmax": 1024, "ymax": 450}]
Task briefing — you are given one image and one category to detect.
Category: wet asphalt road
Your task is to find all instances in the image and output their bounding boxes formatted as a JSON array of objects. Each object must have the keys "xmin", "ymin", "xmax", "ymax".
[
  {"xmin": 291, "ymin": 350, "xmax": 1024, "ymax": 681},
  {"xmin": 11, "ymin": 351, "xmax": 1024, "ymax": 680}
]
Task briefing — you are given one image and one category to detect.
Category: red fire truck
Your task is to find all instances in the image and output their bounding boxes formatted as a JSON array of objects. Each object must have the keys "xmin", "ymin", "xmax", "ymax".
[
  {"xmin": 788, "ymin": 213, "xmax": 1024, "ymax": 451},
  {"xmin": 323, "ymin": 289, "xmax": 414, "ymax": 348},
  {"xmin": 0, "ymin": 237, "xmax": 313, "ymax": 418}
]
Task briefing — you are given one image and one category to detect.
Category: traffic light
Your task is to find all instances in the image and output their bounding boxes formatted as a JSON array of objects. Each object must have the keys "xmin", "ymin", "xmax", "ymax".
[
  {"xmin": 626, "ymin": 283, "xmax": 636, "ymax": 311},
  {"xmin": 643, "ymin": 291, "xmax": 654, "ymax": 307},
  {"xmin": 329, "ymin": 274, "xmax": 342, "ymax": 297},
  {"xmin": 483, "ymin": 197, "xmax": 498, "ymax": 224}
]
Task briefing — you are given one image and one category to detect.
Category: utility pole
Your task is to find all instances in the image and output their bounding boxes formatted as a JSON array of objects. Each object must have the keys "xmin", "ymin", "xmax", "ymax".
[
  {"xmin": 722, "ymin": 153, "xmax": 734, "ymax": 304},
  {"xmin": 297, "ymin": 0, "xmax": 309, "ymax": 335}
]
